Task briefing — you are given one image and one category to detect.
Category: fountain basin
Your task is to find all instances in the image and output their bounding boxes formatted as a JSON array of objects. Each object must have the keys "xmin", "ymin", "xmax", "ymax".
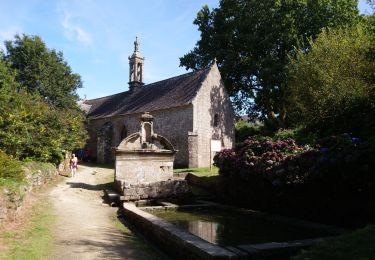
[
  {"xmin": 146, "ymin": 206, "xmax": 338, "ymax": 246},
  {"xmin": 115, "ymin": 149, "xmax": 175, "ymax": 186},
  {"xmin": 122, "ymin": 201, "xmax": 345, "ymax": 259},
  {"xmin": 114, "ymin": 112, "xmax": 190, "ymax": 201}
]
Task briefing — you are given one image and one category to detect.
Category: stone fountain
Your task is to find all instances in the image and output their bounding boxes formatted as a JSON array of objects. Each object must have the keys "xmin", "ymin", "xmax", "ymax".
[{"xmin": 114, "ymin": 112, "xmax": 190, "ymax": 201}]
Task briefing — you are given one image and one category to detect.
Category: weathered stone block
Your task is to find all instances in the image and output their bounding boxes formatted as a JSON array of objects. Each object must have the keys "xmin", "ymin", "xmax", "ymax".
[
  {"xmin": 140, "ymin": 194, "xmax": 148, "ymax": 199},
  {"xmin": 121, "ymin": 180, "xmax": 191, "ymax": 201}
]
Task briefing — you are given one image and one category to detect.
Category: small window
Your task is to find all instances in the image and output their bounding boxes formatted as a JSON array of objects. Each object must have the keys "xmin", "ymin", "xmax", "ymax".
[
  {"xmin": 144, "ymin": 123, "xmax": 151, "ymax": 143},
  {"xmin": 214, "ymin": 114, "xmax": 219, "ymax": 127},
  {"xmin": 130, "ymin": 64, "xmax": 135, "ymax": 81},
  {"xmin": 120, "ymin": 126, "xmax": 128, "ymax": 140}
]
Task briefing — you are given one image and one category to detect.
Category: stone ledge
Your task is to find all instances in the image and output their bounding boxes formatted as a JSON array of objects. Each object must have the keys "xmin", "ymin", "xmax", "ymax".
[
  {"xmin": 237, "ymin": 237, "xmax": 331, "ymax": 258},
  {"xmin": 121, "ymin": 179, "xmax": 191, "ymax": 201}
]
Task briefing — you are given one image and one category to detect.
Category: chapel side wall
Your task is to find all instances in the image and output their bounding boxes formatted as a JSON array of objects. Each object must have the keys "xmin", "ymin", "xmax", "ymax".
[
  {"xmin": 192, "ymin": 64, "xmax": 235, "ymax": 167},
  {"xmin": 85, "ymin": 117, "xmax": 125, "ymax": 162},
  {"xmin": 149, "ymin": 106, "xmax": 193, "ymax": 167},
  {"xmin": 85, "ymin": 119, "xmax": 100, "ymax": 160},
  {"xmin": 85, "ymin": 105, "xmax": 193, "ymax": 166}
]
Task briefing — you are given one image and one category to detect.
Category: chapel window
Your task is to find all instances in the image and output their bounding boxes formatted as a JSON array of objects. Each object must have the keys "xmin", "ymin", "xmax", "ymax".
[
  {"xmin": 120, "ymin": 126, "xmax": 128, "ymax": 140},
  {"xmin": 143, "ymin": 123, "xmax": 152, "ymax": 143},
  {"xmin": 214, "ymin": 114, "xmax": 219, "ymax": 127},
  {"xmin": 130, "ymin": 68, "xmax": 134, "ymax": 81},
  {"xmin": 137, "ymin": 63, "xmax": 141, "ymax": 78}
]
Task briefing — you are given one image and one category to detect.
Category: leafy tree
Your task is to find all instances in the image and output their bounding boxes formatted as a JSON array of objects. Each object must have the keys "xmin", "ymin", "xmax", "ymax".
[
  {"xmin": 287, "ymin": 24, "xmax": 375, "ymax": 136},
  {"xmin": 0, "ymin": 48, "xmax": 87, "ymax": 164},
  {"xmin": 0, "ymin": 150, "xmax": 23, "ymax": 184},
  {"xmin": 180, "ymin": 0, "xmax": 359, "ymax": 127},
  {"xmin": 235, "ymin": 119, "xmax": 261, "ymax": 142},
  {"xmin": 3, "ymin": 34, "xmax": 82, "ymax": 108}
]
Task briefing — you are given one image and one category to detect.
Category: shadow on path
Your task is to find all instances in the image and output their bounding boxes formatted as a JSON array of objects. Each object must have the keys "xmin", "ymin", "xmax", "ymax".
[
  {"xmin": 79, "ymin": 161, "xmax": 115, "ymax": 169},
  {"xmin": 54, "ymin": 226, "xmax": 157, "ymax": 260},
  {"xmin": 66, "ymin": 181, "xmax": 113, "ymax": 191},
  {"xmin": 65, "ymin": 181, "xmax": 116, "ymax": 206}
]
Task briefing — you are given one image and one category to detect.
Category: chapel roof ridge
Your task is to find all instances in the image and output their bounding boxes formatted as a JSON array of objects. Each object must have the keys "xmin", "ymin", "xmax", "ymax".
[
  {"xmin": 81, "ymin": 63, "xmax": 215, "ymax": 119},
  {"xmin": 143, "ymin": 67, "xmax": 209, "ymax": 88},
  {"xmin": 85, "ymin": 67, "xmax": 209, "ymax": 102},
  {"xmin": 86, "ymin": 90, "xmax": 126, "ymax": 102}
]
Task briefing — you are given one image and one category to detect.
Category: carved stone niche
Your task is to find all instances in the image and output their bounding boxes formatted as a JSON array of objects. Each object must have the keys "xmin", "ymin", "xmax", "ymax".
[{"xmin": 114, "ymin": 112, "xmax": 178, "ymax": 193}]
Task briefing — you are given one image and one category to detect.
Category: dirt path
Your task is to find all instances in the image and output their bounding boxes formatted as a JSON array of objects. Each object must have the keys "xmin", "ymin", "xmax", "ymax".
[{"xmin": 49, "ymin": 164, "xmax": 161, "ymax": 260}]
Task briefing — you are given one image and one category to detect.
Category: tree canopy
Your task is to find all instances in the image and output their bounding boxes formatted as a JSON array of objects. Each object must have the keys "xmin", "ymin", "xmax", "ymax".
[
  {"xmin": 180, "ymin": 0, "xmax": 360, "ymax": 127},
  {"xmin": 287, "ymin": 22, "xmax": 375, "ymax": 136},
  {"xmin": 4, "ymin": 34, "xmax": 82, "ymax": 108},
  {"xmin": 0, "ymin": 35, "xmax": 87, "ymax": 164}
]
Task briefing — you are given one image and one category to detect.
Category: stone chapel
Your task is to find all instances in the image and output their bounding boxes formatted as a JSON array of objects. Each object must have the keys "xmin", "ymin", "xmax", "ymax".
[{"xmin": 81, "ymin": 38, "xmax": 235, "ymax": 167}]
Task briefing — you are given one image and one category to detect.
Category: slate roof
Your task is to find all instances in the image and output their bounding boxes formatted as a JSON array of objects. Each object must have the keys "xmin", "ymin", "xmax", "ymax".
[{"xmin": 82, "ymin": 67, "xmax": 210, "ymax": 119}]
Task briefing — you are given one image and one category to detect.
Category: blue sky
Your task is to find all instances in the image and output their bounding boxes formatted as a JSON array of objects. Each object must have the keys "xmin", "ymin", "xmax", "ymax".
[{"xmin": 0, "ymin": 0, "xmax": 372, "ymax": 100}]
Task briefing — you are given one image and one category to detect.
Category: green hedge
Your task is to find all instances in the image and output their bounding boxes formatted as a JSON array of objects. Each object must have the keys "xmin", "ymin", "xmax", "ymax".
[
  {"xmin": 0, "ymin": 150, "xmax": 24, "ymax": 184},
  {"xmin": 294, "ymin": 225, "xmax": 375, "ymax": 259}
]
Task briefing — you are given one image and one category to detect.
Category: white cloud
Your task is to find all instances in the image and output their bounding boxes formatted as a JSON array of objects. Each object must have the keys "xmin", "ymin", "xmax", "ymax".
[
  {"xmin": 60, "ymin": 11, "xmax": 92, "ymax": 47},
  {"xmin": 0, "ymin": 26, "xmax": 21, "ymax": 41},
  {"xmin": 0, "ymin": 26, "xmax": 22, "ymax": 51},
  {"xmin": 74, "ymin": 26, "xmax": 92, "ymax": 46}
]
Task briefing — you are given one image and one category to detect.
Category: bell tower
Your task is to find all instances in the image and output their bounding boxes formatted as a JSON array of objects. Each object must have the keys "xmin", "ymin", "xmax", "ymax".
[{"xmin": 128, "ymin": 37, "xmax": 145, "ymax": 91}]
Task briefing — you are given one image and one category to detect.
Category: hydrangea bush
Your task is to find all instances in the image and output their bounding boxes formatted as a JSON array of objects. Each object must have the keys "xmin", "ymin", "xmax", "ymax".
[
  {"xmin": 214, "ymin": 138, "xmax": 306, "ymax": 179},
  {"xmin": 214, "ymin": 134, "xmax": 374, "ymax": 190}
]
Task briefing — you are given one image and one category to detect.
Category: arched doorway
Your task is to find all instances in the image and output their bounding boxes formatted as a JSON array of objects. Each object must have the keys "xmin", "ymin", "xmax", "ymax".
[
  {"xmin": 97, "ymin": 122, "xmax": 113, "ymax": 163},
  {"xmin": 120, "ymin": 125, "xmax": 128, "ymax": 141}
]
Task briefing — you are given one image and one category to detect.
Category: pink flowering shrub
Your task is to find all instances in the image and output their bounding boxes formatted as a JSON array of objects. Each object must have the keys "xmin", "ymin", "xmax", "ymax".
[
  {"xmin": 305, "ymin": 134, "xmax": 374, "ymax": 189},
  {"xmin": 214, "ymin": 134, "xmax": 375, "ymax": 190},
  {"xmin": 214, "ymin": 137, "xmax": 309, "ymax": 181},
  {"xmin": 213, "ymin": 148, "xmax": 238, "ymax": 176},
  {"xmin": 213, "ymin": 135, "xmax": 375, "ymax": 226}
]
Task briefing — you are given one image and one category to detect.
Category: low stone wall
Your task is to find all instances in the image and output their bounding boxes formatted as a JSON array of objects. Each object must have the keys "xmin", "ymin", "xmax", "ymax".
[
  {"xmin": 23, "ymin": 162, "xmax": 59, "ymax": 190},
  {"xmin": 118, "ymin": 179, "xmax": 191, "ymax": 201},
  {"xmin": 0, "ymin": 162, "xmax": 58, "ymax": 222}
]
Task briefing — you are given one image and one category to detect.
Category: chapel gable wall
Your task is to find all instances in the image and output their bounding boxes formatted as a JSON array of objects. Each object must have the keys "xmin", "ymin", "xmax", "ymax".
[{"xmin": 192, "ymin": 64, "xmax": 235, "ymax": 167}]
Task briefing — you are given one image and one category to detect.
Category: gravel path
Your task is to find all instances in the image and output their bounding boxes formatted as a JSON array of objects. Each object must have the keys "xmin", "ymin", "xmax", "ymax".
[{"xmin": 49, "ymin": 164, "xmax": 160, "ymax": 260}]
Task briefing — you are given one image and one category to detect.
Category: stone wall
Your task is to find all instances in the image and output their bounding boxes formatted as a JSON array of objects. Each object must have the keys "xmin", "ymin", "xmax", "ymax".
[
  {"xmin": 86, "ymin": 105, "xmax": 193, "ymax": 166},
  {"xmin": 120, "ymin": 180, "xmax": 191, "ymax": 201},
  {"xmin": 191, "ymin": 63, "xmax": 235, "ymax": 167},
  {"xmin": 115, "ymin": 152, "xmax": 175, "ymax": 187},
  {"xmin": 0, "ymin": 162, "xmax": 58, "ymax": 222},
  {"xmin": 187, "ymin": 132, "xmax": 199, "ymax": 168}
]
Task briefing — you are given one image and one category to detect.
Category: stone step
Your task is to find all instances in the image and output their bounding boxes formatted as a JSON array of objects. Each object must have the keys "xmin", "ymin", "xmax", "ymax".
[{"xmin": 104, "ymin": 189, "xmax": 121, "ymax": 206}]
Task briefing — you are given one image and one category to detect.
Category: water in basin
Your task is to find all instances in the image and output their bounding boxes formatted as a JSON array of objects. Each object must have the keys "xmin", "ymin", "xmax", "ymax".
[{"xmin": 148, "ymin": 206, "xmax": 335, "ymax": 246}]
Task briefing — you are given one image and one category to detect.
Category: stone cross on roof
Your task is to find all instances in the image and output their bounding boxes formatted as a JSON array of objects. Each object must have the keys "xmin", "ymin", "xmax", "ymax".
[{"xmin": 134, "ymin": 36, "xmax": 139, "ymax": 52}]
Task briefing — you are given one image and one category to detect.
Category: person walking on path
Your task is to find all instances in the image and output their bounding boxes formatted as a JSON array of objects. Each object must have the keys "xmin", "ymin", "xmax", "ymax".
[{"xmin": 70, "ymin": 153, "xmax": 78, "ymax": 177}]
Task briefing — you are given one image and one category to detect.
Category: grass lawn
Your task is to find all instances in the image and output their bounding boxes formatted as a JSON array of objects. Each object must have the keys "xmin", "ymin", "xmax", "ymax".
[
  {"xmin": 0, "ymin": 198, "xmax": 55, "ymax": 259},
  {"xmin": 174, "ymin": 166, "xmax": 219, "ymax": 177},
  {"xmin": 294, "ymin": 225, "xmax": 375, "ymax": 260}
]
